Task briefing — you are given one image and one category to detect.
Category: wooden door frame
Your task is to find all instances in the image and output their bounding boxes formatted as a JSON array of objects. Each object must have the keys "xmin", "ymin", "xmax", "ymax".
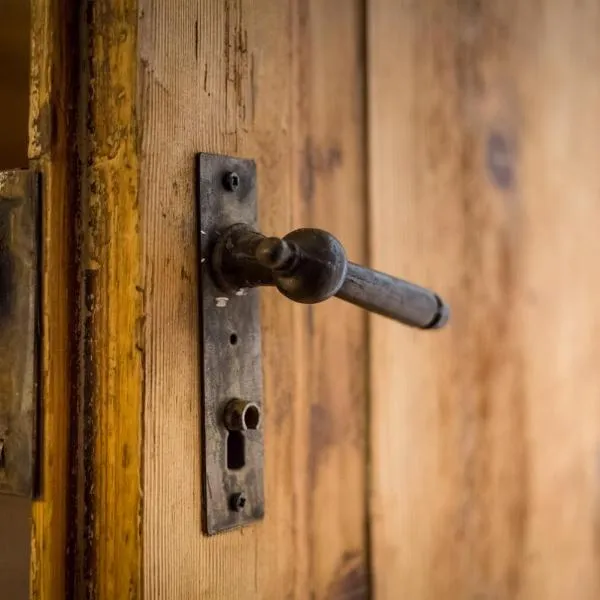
[{"xmin": 30, "ymin": 1, "xmax": 142, "ymax": 597}]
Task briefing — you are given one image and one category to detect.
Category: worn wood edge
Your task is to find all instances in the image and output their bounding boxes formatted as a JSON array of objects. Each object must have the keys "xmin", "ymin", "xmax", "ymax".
[
  {"xmin": 30, "ymin": 0, "xmax": 144, "ymax": 598},
  {"xmin": 29, "ymin": 0, "xmax": 79, "ymax": 597},
  {"xmin": 78, "ymin": 1, "xmax": 143, "ymax": 598}
]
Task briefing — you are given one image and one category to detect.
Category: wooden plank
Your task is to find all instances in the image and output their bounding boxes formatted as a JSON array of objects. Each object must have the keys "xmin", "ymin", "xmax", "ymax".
[
  {"xmin": 76, "ymin": 2, "xmax": 143, "ymax": 598},
  {"xmin": 139, "ymin": 0, "xmax": 368, "ymax": 598},
  {"xmin": 29, "ymin": 0, "xmax": 76, "ymax": 597},
  {"xmin": 368, "ymin": 1, "xmax": 600, "ymax": 599},
  {"xmin": 293, "ymin": 2, "xmax": 369, "ymax": 597},
  {"xmin": 30, "ymin": 1, "xmax": 143, "ymax": 598}
]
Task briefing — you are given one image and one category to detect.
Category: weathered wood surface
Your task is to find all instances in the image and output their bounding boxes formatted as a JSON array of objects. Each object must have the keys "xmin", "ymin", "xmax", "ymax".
[
  {"xmin": 369, "ymin": 1, "xmax": 600, "ymax": 599},
  {"xmin": 139, "ymin": 0, "xmax": 368, "ymax": 598},
  {"xmin": 30, "ymin": 1, "xmax": 143, "ymax": 598}
]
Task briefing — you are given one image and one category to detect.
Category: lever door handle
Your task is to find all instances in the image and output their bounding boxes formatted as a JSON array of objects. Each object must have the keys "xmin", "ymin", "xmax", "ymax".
[
  {"xmin": 197, "ymin": 153, "xmax": 449, "ymax": 535},
  {"xmin": 211, "ymin": 224, "xmax": 449, "ymax": 329}
]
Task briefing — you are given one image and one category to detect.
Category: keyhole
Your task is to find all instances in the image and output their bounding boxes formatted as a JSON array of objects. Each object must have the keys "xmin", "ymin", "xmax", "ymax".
[{"xmin": 227, "ymin": 431, "xmax": 245, "ymax": 470}]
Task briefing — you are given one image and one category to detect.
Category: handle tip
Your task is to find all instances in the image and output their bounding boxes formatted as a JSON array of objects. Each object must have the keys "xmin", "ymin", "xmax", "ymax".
[{"xmin": 427, "ymin": 297, "xmax": 450, "ymax": 329}]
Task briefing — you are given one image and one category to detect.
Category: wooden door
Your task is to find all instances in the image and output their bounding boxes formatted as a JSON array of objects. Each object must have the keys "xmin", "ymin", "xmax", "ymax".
[
  {"xmin": 4, "ymin": 0, "xmax": 597, "ymax": 599},
  {"xmin": 138, "ymin": 2, "xmax": 367, "ymax": 598},
  {"xmin": 28, "ymin": 1, "xmax": 368, "ymax": 599},
  {"xmin": 369, "ymin": 2, "xmax": 600, "ymax": 599}
]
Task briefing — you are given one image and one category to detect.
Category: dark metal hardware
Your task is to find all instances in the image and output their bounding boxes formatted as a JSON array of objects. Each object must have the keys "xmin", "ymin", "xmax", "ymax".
[
  {"xmin": 212, "ymin": 226, "xmax": 449, "ymax": 330},
  {"xmin": 197, "ymin": 153, "xmax": 264, "ymax": 535},
  {"xmin": 222, "ymin": 171, "xmax": 240, "ymax": 192},
  {"xmin": 229, "ymin": 492, "xmax": 247, "ymax": 513},
  {"xmin": 223, "ymin": 399, "xmax": 261, "ymax": 432},
  {"xmin": 0, "ymin": 169, "xmax": 41, "ymax": 498},
  {"xmin": 196, "ymin": 151, "xmax": 448, "ymax": 535}
]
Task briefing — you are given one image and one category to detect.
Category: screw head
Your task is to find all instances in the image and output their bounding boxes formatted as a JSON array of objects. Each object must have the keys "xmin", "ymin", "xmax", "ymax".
[
  {"xmin": 230, "ymin": 492, "xmax": 247, "ymax": 512},
  {"xmin": 223, "ymin": 171, "xmax": 240, "ymax": 192}
]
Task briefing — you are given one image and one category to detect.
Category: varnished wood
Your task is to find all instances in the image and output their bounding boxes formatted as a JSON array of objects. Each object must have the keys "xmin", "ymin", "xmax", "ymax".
[
  {"xmin": 77, "ymin": 2, "xmax": 143, "ymax": 598},
  {"xmin": 29, "ymin": 0, "xmax": 74, "ymax": 597},
  {"xmin": 369, "ymin": 2, "xmax": 600, "ymax": 599},
  {"xmin": 139, "ymin": 0, "xmax": 368, "ymax": 598},
  {"xmin": 30, "ymin": 1, "xmax": 143, "ymax": 598}
]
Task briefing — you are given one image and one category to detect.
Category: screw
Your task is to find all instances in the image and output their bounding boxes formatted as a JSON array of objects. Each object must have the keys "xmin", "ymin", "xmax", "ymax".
[
  {"xmin": 230, "ymin": 492, "xmax": 247, "ymax": 512},
  {"xmin": 223, "ymin": 171, "xmax": 240, "ymax": 192}
]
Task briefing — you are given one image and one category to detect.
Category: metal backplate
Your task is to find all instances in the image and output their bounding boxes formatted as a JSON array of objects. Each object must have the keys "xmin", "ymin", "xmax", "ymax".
[
  {"xmin": 196, "ymin": 153, "xmax": 264, "ymax": 534},
  {"xmin": 0, "ymin": 170, "xmax": 40, "ymax": 497}
]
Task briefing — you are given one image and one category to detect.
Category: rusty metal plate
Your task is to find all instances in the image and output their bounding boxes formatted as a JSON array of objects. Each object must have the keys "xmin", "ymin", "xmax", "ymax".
[
  {"xmin": 0, "ymin": 170, "xmax": 40, "ymax": 497},
  {"xmin": 196, "ymin": 153, "xmax": 264, "ymax": 534}
]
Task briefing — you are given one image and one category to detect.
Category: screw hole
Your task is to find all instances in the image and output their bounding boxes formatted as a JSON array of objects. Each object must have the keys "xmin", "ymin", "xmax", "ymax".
[
  {"xmin": 223, "ymin": 171, "xmax": 240, "ymax": 192},
  {"xmin": 229, "ymin": 333, "xmax": 238, "ymax": 345},
  {"xmin": 230, "ymin": 492, "xmax": 247, "ymax": 512}
]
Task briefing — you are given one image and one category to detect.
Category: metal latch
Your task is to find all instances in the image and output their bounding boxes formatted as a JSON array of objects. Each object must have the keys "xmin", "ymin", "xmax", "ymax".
[
  {"xmin": 197, "ymin": 153, "xmax": 449, "ymax": 534},
  {"xmin": 0, "ymin": 170, "xmax": 41, "ymax": 498}
]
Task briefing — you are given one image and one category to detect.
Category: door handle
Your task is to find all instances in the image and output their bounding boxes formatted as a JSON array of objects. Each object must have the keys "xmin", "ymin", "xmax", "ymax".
[
  {"xmin": 211, "ymin": 224, "xmax": 449, "ymax": 330},
  {"xmin": 197, "ymin": 153, "xmax": 449, "ymax": 535}
]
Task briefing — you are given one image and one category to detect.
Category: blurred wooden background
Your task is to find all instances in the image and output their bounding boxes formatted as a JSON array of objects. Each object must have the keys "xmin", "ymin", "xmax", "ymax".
[{"xmin": 369, "ymin": 2, "xmax": 600, "ymax": 599}]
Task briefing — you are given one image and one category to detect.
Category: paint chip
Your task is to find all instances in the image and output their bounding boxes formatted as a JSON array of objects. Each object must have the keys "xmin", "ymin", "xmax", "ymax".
[
  {"xmin": 215, "ymin": 297, "xmax": 229, "ymax": 308},
  {"xmin": 200, "ymin": 230, "xmax": 207, "ymax": 235},
  {"xmin": 235, "ymin": 289, "xmax": 247, "ymax": 296}
]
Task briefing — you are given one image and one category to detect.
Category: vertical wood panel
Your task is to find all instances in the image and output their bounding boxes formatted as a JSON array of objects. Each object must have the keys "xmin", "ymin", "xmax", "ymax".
[
  {"xmin": 294, "ymin": 3, "xmax": 369, "ymax": 597},
  {"xmin": 80, "ymin": 2, "xmax": 143, "ymax": 597},
  {"xmin": 30, "ymin": 1, "xmax": 143, "ymax": 598},
  {"xmin": 0, "ymin": 497, "xmax": 29, "ymax": 599},
  {"xmin": 369, "ymin": 1, "xmax": 600, "ymax": 599},
  {"xmin": 30, "ymin": 0, "xmax": 77, "ymax": 597},
  {"xmin": 139, "ymin": 0, "xmax": 368, "ymax": 598}
]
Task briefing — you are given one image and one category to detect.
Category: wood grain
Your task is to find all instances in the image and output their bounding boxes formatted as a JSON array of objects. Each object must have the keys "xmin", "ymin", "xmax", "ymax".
[
  {"xmin": 29, "ymin": 0, "xmax": 77, "ymax": 597},
  {"xmin": 139, "ymin": 0, "xmax": 368, "ymax": 598},
  {"xmin": 368, "ymin": 1, "xmax": 600, "ymax": 599},
  {"xmin": 77, "ymin": 2, "xmax": 143, "ymax": 598},
  {"xmin": 294, "ymin": 2, "xmax": 369, "ymax": 597},
  {"xmin": 31, "ymin": 1, "xmax": 143, "ymax": 598}
]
